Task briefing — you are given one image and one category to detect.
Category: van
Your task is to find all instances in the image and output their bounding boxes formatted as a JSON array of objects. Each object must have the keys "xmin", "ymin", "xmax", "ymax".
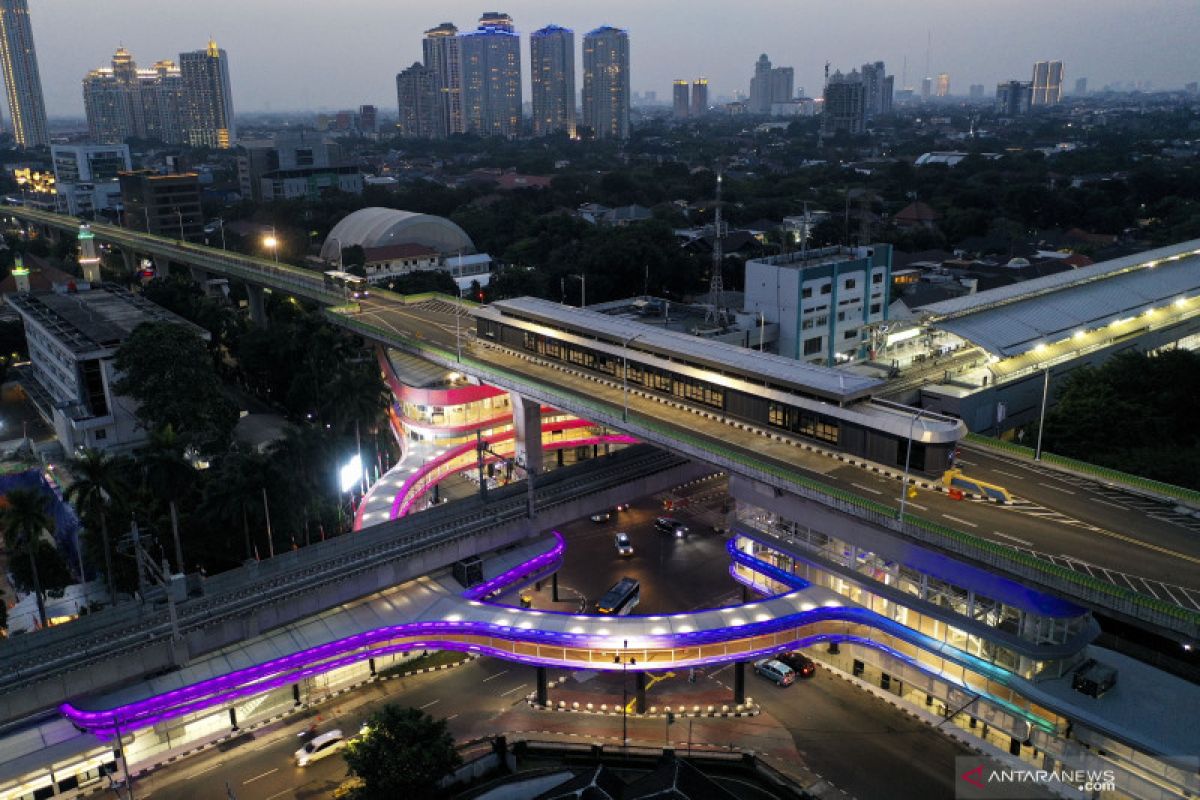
[{"xmin": 295, "ymin": 729, "xmax": 345, "ymax": 766}]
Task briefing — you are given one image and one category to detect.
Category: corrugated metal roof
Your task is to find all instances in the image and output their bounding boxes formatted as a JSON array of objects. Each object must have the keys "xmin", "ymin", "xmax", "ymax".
[
  {"xmin": 920, "ymin": 241, "xmax": 1200, "ymax": 357},
  {"xmin": 485, "ymin": 297, "xmax": 882, "ymax": 400}
]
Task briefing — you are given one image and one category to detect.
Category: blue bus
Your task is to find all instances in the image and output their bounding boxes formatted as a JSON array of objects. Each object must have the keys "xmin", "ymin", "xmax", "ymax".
[{"xmin": 595, "ymin": 577, "xmax": 640, "ymax": 615}]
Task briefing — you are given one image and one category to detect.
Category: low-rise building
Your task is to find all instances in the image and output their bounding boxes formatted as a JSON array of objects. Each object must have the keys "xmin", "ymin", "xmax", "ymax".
[
  {"xmin": 5, "ymin": 284, "xmax": 208, "ymax": 454},
  {"xmin": 361, "ymin": 243, "xmax": 441, "ymax": 283}
]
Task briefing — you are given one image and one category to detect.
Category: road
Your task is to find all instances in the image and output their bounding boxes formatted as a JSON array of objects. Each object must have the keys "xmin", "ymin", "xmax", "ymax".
[{"xmin": 351, "ymin": 297, "xmax": 1200, "ymax": 601}]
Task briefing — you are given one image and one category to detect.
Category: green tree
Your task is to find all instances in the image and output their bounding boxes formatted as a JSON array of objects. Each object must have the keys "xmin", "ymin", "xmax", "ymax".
[
  {"xmin": 0, "ymin": 488, "xmax": 65, "ymax": 628},
  {"xmin": 113, "ymin": 322, "xmax": 239, "ymax": 455},
  {"xmin": 63, "ymin": 449, "xmax": 128, "ymax": 605},
  {"xmin": 197, "ymin": 449, "xmax": 277, "ymax": 562},
  {"xmin": 343, "ymin": 706, "xmax": 461, "ymax": 799}
]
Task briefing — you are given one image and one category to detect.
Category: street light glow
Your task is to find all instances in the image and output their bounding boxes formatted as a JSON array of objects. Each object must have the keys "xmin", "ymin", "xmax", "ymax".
[
  {"xmin": 339, "ymin": 454, "xmax": 364, "ymax": 493},
  {"xmin": 263, "ymin": 235, "xmax": 278, "ymax": 249}
]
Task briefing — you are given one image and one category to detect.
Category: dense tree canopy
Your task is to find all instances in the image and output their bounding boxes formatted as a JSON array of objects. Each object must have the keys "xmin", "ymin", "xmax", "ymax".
[{"xmin": 343, "ymin": 705, "xmax": 461, "ymax": 799}]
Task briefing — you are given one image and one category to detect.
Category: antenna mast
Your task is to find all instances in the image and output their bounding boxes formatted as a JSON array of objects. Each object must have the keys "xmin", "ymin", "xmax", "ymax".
[{"xmin": 704, "ymin": 170, "xmax": 728, "ymax": 327}]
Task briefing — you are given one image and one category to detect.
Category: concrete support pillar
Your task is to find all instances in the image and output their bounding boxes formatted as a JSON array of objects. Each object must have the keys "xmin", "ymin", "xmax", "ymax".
[
  {"xmin": 120, "ymin": 248, "xmax": 136, "ymax": 274},
  {"xmin": 190, "ymin": 265, "xmax": 209, "ymax": 287},
  {"xmin": 536, "ymin": 667, "xmax": 549, "ymax": 707},
  {"xmin": 153, "ymin": 254, "xmax": 171, "ymax": 279},
  {"xmin": 1009, "ymin": 736, "xmax": 1022, "ymax": 756},
  {"xmin": 77, "ymin": 225, "xmax": 101, "ymax": 283},
  {"xmin": 247, "ymin": 284, "xmax": 267, "ymax": 327},
  {"xmin": 509, "ymin": 392, "xmax": 543, "ymax": 475},
  {"xmin": 733, "ymin": 662, "xmax": 746, "ymax": 705},
  {"xmin": 635, "ymin": 672, "xmax": 647, "ymax": 714}
]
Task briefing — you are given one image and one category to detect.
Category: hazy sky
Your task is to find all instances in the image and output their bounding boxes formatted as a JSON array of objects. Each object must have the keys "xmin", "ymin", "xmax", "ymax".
[{"xmin": 32, "ymin": 0, "xmax": 1200, "ymax": 117}]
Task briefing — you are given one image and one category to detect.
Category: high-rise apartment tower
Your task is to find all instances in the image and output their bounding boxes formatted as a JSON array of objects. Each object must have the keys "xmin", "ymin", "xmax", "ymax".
[{"xmin": 0, "ymin": 0, "xmax": 48, "ymax": 147}]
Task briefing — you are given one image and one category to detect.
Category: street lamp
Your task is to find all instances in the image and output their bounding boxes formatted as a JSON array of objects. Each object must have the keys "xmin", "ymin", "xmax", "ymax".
[
  {"xmin": 622, "ymin": 333, "xmax": 643, "ymax": 422},
  {"xmin": 173, "ymin": 207, "xmax": 185, "ymax": 240},
  {"xmin": 614, "ymin": 640, "xmax": 636, "ymax": 747},
  {"xmin": 1034, "ymin": 367, "xmax": 1050, "ymax": 461},
  {"xmin": 325, "ymin": 235, "xmax": 344, "ymax": 271},
  {"xmin": 263, "ymin": 226, "xmax": 279, "ymax": 262},
  {"xmin": 897, "ymin": 409, "xmax": 927, "ymax": 522}
]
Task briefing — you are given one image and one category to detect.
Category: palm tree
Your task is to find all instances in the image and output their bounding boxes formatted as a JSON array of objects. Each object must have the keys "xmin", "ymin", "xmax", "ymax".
[
  {"xmin": 0, "ymin": 488, "xmax": 52, "ymax": 628},
  {"xmin": 137, "ymin": 426, "xmax": 197, "ymax": 571},
  {"xmin": 198, "ymin": 449, "xmax": 276, "ymax": 563},
  {"xmin": 64, "ymin": 448, "xmax": 127, "ymax": 606}
]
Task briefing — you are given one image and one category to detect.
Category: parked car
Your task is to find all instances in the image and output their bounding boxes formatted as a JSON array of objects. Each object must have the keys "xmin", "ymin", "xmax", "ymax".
[
  {"xmin": 591, "ymin": 511, "xmax": 612, "ymax": 523},
  {"xmin": 752, "ymin": 659, "xmax": 796, "ymax": 686},
  {"xmin": 295, "ymin": 729, "xmax": 345, "ymax": 766},
  {"xmin": 615, "ymin": 532, "xmax": 633, "ymax": 556},
  {"xmin": 776, "ymin": 651, "xmax": 816, "ymax": 679}
]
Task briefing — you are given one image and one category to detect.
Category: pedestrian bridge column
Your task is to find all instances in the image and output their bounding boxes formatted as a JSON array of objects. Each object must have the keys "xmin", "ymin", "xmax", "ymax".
[
  {"xmin": 635, "ymin": 672, "xmax": 647, "ymax": 714},
  {"xmin": 733, "ymin": 662, "xmax": 746, "ymax": 705},
  {"xmin": 509, "ymin": 392, "xmax": 543, "ymax": 476},
  {"xmin": 536, "ymin": 666, "xmax": 549, "ymax": 707},
  {"xmin": 246, "ymin": 284, "xmax": 267, "ymax": 327},
  {"xmin": 77, "ymin": 224, "xmax": 101, "ymax": 283}
]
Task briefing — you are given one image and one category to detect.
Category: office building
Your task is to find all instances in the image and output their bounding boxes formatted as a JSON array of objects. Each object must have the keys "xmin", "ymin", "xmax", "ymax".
[
  {"xmin": 179, "ymin": 40, "xmax": 236, "ymax": 147},
  {"xmin": 996, "ymin": 80, "xmax": 1033, "ymax": 115},
  {"xmin": 83, "ymin": 48, "xmax": 186, "ymax": 145},
  {"xmin": 969, "ymin": 83, "xmax": 985, "ymax": 100},
  {"xmin": 822, "ymin": 69, "xmax": 866, "ymax": 136},
  {"xmin": 422, "ymin": 22, "xmax": 463, "ymax": 137},
  {"xmin": 672, "ymin": 79, "xmax": 690, "ymax": 118},
  {"xmin": 50, "ymin": 143, "xmax": 131, "ymax": 217},
  {"xmin": 769, "ymin": 66, "xmax": 794, "ymax": 106},
  {"xmin": 936, "ymin": 72, "xmax": 950, "ymax": 97},
  {"xmin": 119, "ymin": 169, "xmax": 203, "ymax": 240},
  {"xmin": 460, "ymin": 16, "xmax": 522, "ymax": 138},
  {"xmin": 237, "ymin": 131, "xmax": 360, "ymax": 201},
  {"xmin": 8, "ymin": 284, "xmax": 208, "ymax": 454},
  {"xmin": 749, "ymin": 53, "xmax": 772, "ymax": 114},
  {"xmin": 358, "ymin": 104, "xmax": 377, "ymax": 135},
  {"xmin": 920, "ymin": 76, "xmax": 932, "ymax": 101},
  {"xmin": 0, "ymin": 0, "xmax": 48, "ymax": 148},
  {"xmin": 745, "ymin": 245, "xmax": 891, "ymax": 365},
  {"xmin": 860, "ymin": 61, "xmax": 894, "ymax": 116},
  {"xmin": 396, "ymin": 62, "xmax": 440, "ymax": 139},
  {"xmin": 530, "ymin": 24, "xmax": 575, "ymax": 137},
  {"xmin": 1073, "ymin": 77, "xmax": 1087, "ymax": 96},
  {"xmin": 1031, "ymin": 60, "xmax": 1063, "ymax": 106},
  {"xmin": 581, "ymin": 26, "xmax": 630, "ymax": 140},
  {"xmin": 691, "ymin": 79, "xmax": 708, "ymax": 116}
]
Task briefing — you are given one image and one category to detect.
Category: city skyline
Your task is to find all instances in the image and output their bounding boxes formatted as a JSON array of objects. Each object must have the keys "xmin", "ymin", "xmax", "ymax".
[{"xmin": 23, "ymin": 0, "xmax": 1200, "ymax": 117}]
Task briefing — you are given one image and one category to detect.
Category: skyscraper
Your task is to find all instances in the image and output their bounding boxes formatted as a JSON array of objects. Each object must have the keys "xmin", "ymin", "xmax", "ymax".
[
  {"xmin": 179, "ymin": 40, "xmax": 236, "ymax": 148},
  {"xmin": 1031, "ymin": 60, "xmax": 1063, "ymax": 106},
  {"xmin": 936, "ymin": 72, "xmax": 950, "ymax": 97},
  {"xmin": 969, "ymin": 84, "xmax": 985, "ymax": 100},
  {"xmin": 996, "ymin": 80, "xmax": 1032, "ymax": 115},
  {"xmin": 460, "ymin": 15, "xmax": 522, "ymax": 137},
  {"xmin": 423, "ymin": 22, "xmax": 463, "ymax": 137},
  {"xmin": 860, "ymin": 61, "xmax": 894, "ymax": 117},
  {"xmin": 358, "ymin": 104, "xmax": 377, "ymax": 135},
  {"xmin": 0, "ymin": 0, "xmax": 48, "ymax": 148},
  {"xmin": 769, "ymin": 67, "xmax": 794, "ymax": 107},
  {"xmin": 672, "ymin": 79, "xmax": 690, "ymax": 118},
  {"xmin": 1073, "ymin": 77, "xmax": 1087, "ymax": 96},
  {"xmin": 920, "ymin": 76, "xmax": 932, "ymax": 101},
  {"xmin": 530, "ymin": 25, "xmax": 575, "ymax": 137},
  {"xmin": 581, "ymin": 26, "xmax": 630, "ymax": 140},
  {"xmin": 823, "ymin": 69, "xmax": 865, "ymax": 135},
  {"xmin": 749, "ymin": 54, "xmax": 772, "ymax": 114},
  {"xmin": 691, "ymin": 79, "xmax": 708, "ymax": 117},
  {"xmin": 83, "ymin": 48, "xmax": 186, "ymax": 145},
  {"xmin": 396, "ymin": 63, "xmax": 439, "ymax": 138}
]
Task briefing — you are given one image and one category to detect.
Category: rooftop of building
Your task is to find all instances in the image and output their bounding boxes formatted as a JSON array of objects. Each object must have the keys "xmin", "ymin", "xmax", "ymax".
[
  {"xmin": 746, "ymin": 244, "xmax": 885, "ymax": 272},
  {"xmin": 4, "ymin": 284, "xmax": 208, "ymax": 356},
  {"xmin": 362, "ymin": 242, "xmax": 440, "ymax": 262}
]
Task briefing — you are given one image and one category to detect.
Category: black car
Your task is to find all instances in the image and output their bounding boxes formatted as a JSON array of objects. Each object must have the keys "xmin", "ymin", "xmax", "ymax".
[{"xmin": 776, "ymin": 651, "xmax": 816, "ymax": 679}]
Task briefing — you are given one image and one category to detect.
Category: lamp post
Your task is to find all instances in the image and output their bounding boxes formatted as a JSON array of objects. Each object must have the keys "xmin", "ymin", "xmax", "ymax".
[
  {"xmin": 325, "ymin": 235, "xmax": 344, "ymax": 271},
  {"xmin": 615, "ymin": 640, "xmax": 635, "ymax": 747},
  {"xmin": 622, "ymin": 333, "xmax": 643, "ymax": 422},
  {"xmin": 758, "ymin": 310, "xmax": 765, "ymax": 351},
  {"xmin": 214, "ymin": 217, "xmax": 226, "ymax": 250},
  {"xmin": 1034, "ymin": 367, "xmax": 1050, "ymax": 461},
  {"xmin": 898, "ymin": 409, "xmax": 926, "ymax": 522},
  {"xmin": 174, "ymin": 207, "xmax": 184, "ymax": 240},
  {"xmin": 570, "ymin": 273, "xmax": 586, "ymax": 307},
  {"xmin": 455, "ymin": 284, "xmax": 464, "ymax": 363}
]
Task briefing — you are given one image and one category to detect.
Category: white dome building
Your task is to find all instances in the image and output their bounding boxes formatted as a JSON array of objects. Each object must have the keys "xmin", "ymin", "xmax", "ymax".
[{"xmin": 320, "ymin": 207, "xmax": 475, "ymax": 260}]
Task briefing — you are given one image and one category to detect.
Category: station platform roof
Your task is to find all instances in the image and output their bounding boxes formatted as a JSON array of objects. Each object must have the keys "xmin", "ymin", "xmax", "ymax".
[{"xmin": 918, "ymin": 239, "xmax": 1200, "ymax": 358}]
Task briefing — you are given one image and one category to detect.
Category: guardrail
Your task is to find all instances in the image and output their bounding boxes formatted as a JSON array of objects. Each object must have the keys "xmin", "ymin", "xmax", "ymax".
[
  {"xmin": 333, "ymin": 312, "xmax": 1200, "ymax": 637},
  {"xmin": 965, "ymin": 433, "xmax": 1200, "ymax": 507},
  {"xmin": 0, "ymin": 447, "xmax": 684, "ymax": 692}
]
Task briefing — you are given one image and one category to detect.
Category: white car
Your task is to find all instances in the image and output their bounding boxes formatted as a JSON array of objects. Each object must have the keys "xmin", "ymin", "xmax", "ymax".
[
  {"xmin": 615, "ymin": 532, "xmax": 633, "ymax": 556},
  {"xmin": 294, "ymin": 729, "xmax": 345, "ymax": 766}
]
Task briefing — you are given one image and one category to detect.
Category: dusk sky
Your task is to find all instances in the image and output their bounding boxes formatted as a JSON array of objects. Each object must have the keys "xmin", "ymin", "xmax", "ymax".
[{"xmin": 32, "ymin": 0, "xmax": 1200, "ymax": 117}]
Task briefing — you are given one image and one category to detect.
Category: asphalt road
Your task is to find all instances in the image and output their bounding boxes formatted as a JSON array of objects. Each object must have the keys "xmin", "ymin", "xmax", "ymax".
[{"xmin": 352, "ymin": 298, "xmax": 1200, "ymax": 595}]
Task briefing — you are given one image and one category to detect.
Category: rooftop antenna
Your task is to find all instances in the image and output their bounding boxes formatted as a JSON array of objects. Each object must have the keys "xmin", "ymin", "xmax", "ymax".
[
  {"xmin": 925, "ymin": 30, "xmax": 931, "ymax": 81},
  {"xmin": 704, "ymin": 169, "xmax": 728, "ymax": 327},
  {"xmin": 902, "ymin": 56, "xmax": 908, "ymax": 90}
]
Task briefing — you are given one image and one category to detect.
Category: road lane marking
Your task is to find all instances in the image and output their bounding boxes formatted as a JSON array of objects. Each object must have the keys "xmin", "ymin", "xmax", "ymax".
[
  {"xmin": 906, "ymin": 502, "xmax": 928, "ymax": 511},
  {"xmin": 993, "ymin": 469, "xmax": 1023, "ymax": 480},
  {"xmin": 990, "ymin": 530, "xmax": 1033, "ymax": 546},
  {"xmin": 418, "ymin": 699, "xmax": 440, "ymax": 710},
  {"xmin": 194, "ymin": 762, "xmax": 223, "ymax": 776},
  {"xmin": 482, "ymin": 670, "xmax": 510, "ymax": 682},
  {"xmin": 446, "ymin": 713, "xmax": 460, "ymax": 721},
  {"xmin": 265, "ymin": 790, "xmax": 294, "ymax": 800},
  {"xmin": 1089, "ymin": 497, "xmax": 1128, "ymax": 510},
  {"xmin": 942, "ymin": 514, "xmax": 978, "ymax": 528},
  {"xmin": 244, "ymin": 768, "xmax": 278, "ymax": 785},
  {"xmin": 851, "ymin": 482, "xmax": 883, "ymax": 495},
  {"xmin": 500, "ymin": 684, "xmax": 528, "ymax": 697},
  {"xmin": 1038, "ymin": 482, "xmax": 1076, "ymax": 495},
  {"xmin": 956, "ymin": 459, "xmax": 975, "ymax": 466}
]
